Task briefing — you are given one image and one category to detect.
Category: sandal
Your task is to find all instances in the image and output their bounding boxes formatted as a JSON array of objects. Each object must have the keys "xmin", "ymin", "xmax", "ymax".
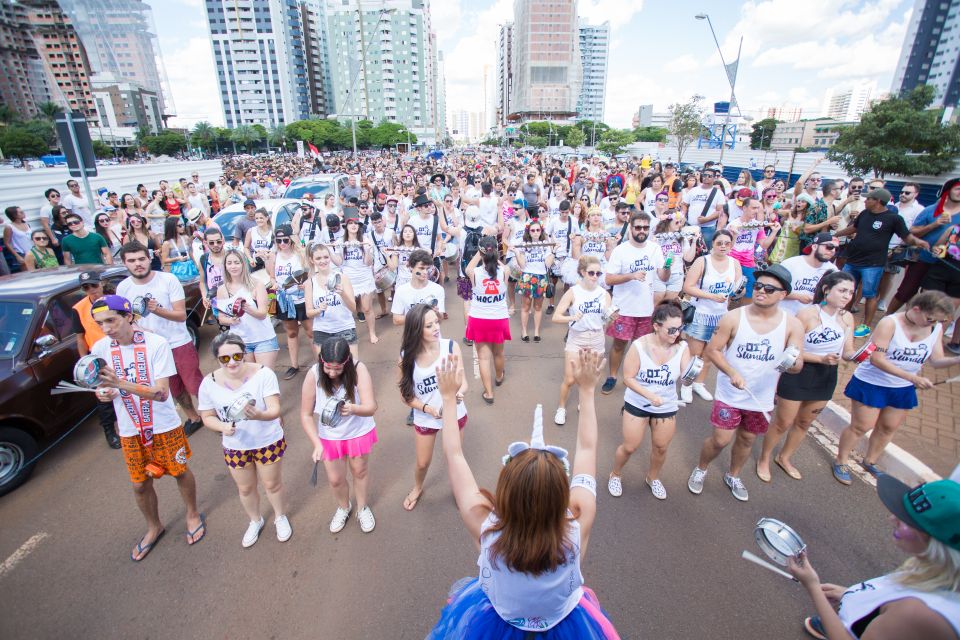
[
  {"xmin": 131, "ymin": 528, "xmax": 165, "ymax": 562},
  {"xmin": 186, "ymin": 513, "xmax": 207, "ymax": 546},
  {"xmin": 375, "ymin": 312, "xmax": 389, "ymax": 320},
  {"xmin": 775, "ymin": 456, "xmax": 802, "ymax": 480},
  {"xmin": 482, "ymin": 393, "xmax": 495, "ymax": 405},
  {"xmin": 403, "ymin": 488, "xmax": 423, "ymax": 511}
]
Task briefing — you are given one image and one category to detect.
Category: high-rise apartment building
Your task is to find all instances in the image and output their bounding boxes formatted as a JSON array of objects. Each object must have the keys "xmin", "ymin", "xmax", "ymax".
[
  {"xmin": 91, "ymin": 74, "xmax": 161, "ymax": 132},
  {"xmin": 0, "ymin": 0, "xmax": 54, "ymax": 118},
  {"xmin": 300, "ymin": 0, "xmax": 331, "ymax": 116},
  {"xmin": 892, "ymin": 0, "xmax": 960, "ymax": 109},
  {"xmin": 508, "ymin": 0, "xmax": 581, "ymax": 122},
  {"xmin": 631, "ymin": 104, "xmax": 652, "ymax": 128},
  {"xmin": 821, "ymin": 81, "xmax": 875, "ymax": 122},
  {"xmin": 495, "ymin": 22, "xmax": 513, "ymax": 127},
  {"xmin": 576, "ymin": 19, "xmax": 608, "ymax": 123}
]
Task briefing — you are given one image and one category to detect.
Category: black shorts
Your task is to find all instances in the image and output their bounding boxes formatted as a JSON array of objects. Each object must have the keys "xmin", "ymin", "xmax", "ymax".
[
  {"xmin": 920, "ymin": 261, "xmax": 960, "ymax": 298},
  {"xmin": 622, "ymin": 402, "xmax": 677, "ymax": 420},
  {"xmin": 280, "ymin": 301, "xmax": 307, "ymax": 322},
  {"xmin": 776, "ymin": 362, "xmax": 838, "ymax": 402}
]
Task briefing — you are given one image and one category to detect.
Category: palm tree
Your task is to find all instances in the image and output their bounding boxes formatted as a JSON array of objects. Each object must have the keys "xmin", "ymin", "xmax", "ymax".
[
  {"xmin": 268, "ymin": 125, "xmax": 287, "ymax": 152},
  {"xmin": 0, "ymin": 105, "xmax": 17, "ymax": 125},
  {"xmin": 37, "ymin": 101, "xmax": 62, "ymax": 120},
  {"xmin": 191, "ymin": 121, "xmax": 214, "ymax": 154},
  {"xmin": 231, "ymin": 125, "xmax": 260, "ymax": 152}
]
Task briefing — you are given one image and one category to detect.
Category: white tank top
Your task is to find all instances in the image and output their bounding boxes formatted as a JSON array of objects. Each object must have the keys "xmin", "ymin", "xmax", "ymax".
[
  {"xmin": 274, "ymin": 252, "xmax": 305, "ymax": 303},
  {"xmin": 855, "ymin": 315, "xmax": 940, "ymax": 389},
  {"xmin": 470, "ymin": 266, "xmax": 509, "ymax": 320},
  {"xmin": 624, "ymin": 339, "xmax": 687, "ymax": 414},
  {"xmin": 250, "ymin": 226, "xmax": 272, "ymax": 252},
  {"xmin": 217, "ymin": 284, "xmax": 275, "ymax": 344},
  {"xmin": 580, "ymin": 230, "xmax": 607, "ymax": 266},
  {"xmin": 838, "ymin": 574, "xmax": 960, "ymax": 638},
  {"xmin": 804, "ymin": 308, "xmax": 846, "ymax": 357},
  {"xmin": 310, "ymin": 365, "xmax": 375, "ymax": 441},
  {"xmin": 506, "ymin": 219, "xmax": 526, "ymax": 260},
  {"xmin": 340, "ymin": 241, "xmax": 367, "ymax": 271},
  {"xmin": 692, "ymin": 255, "xmax": 736, "ymax": 326},
  {"xmin": 715, "ymin": 309, "xmax": 787, "ymax": 411},
  {"xmin": 568, "ymin": 284, "xmax": 606, "ymax": 332},
  {"xmin": 310, "ymin": 273, "xmax": 355, "ymax": 333},
  {"xmin": 477, "ymin": 512, "xmax": 584, "ymax": 632},
  {"xmin": 411, "ymin": 215, "xmax": 435, "ymax": 251},
  {"xmin": 409, "ymin": 339, "xmax": 467, "ymax": 430}
]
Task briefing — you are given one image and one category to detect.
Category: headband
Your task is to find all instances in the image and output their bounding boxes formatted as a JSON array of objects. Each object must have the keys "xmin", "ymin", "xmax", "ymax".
[{"xmin": 502, "ymin": 405, "xmax": 570, "ymax": 476}]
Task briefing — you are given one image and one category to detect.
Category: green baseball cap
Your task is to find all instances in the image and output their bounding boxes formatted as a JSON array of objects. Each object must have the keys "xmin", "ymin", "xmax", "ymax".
[{"xmin": 878, "ymin": 474, "xmax": 960, "ymax": 551}]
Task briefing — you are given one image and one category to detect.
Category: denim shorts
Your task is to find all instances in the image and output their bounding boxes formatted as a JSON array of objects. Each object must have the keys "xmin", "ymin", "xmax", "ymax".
[
  {"xmin": 245, "ymin": 336, "xmax": 280, "ymax": 354},
  {"xmin": 313, "ymin": 327, "xmax": 358, "ymax": 345},
  {"xmin": 684, "ymin": 321, "xmax": 718, "ymax": 342},
  {"xmin": 742, "ymin": 265, "xmax": 756, "ymax": 299},
  {"xmin": 842, "ymin": 263, "xmax": 884, "ymax": 298}
]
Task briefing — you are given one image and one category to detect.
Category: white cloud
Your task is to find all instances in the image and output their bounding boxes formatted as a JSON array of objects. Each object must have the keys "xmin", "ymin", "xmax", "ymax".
[{"xmin": 161, "ymin": 37, "xmax": 222, "ymax": 128}]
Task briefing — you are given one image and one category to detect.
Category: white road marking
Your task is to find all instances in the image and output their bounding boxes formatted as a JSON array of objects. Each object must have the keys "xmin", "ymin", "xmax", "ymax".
[
  {"xmin": 0, "ymin": 532, "xmax": 49, "ymax": 580},
  {"xmin": 472, "ymin": 344, "xmax": 480, "ymax": 379}
]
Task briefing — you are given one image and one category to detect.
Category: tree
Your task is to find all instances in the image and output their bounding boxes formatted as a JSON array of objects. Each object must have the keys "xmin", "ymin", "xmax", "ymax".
[
  {"xmin": 92, "ymin": 140, "xmax": 112, "ymax": 159},
  {"xmin": 142, "ymin": 131, "xmax": 187, "ymax": 156},
  {"xmin": 231, "ymin": 125, "xmax": 261, "ymax": 152},
  {"xmin": 668, "ymin": 95, "xmax": 705, "ymax": 164},
  {"xmin": 527, "ymin": 135, "xmax": 548, "ymax": 148},
  {"xmin": 0, "ymin": 128, "xmax": 48, "ymax": 160},
  {"xmin": 574, "ymin": 119, "xmax": 610, "ymax": 146},
  {"xmin": 191, "ymin": 121, "xmax": 215, "ymax": 152},
  {"xmin": 268, "ymin": 125, "xmax": 288, "ymax": 151},
  {"xmin": 750, "ymin": 118, "xmax": 778, "ymax": 150},
  {"xmin": 36, "ymin": 101, "xmax": 62, "ymax": 120},
  {"xmin": 0, "ymin": 105, "xmax": 18, "ymax": 124},
  {"xmin": 826, "ymin": 85, "xmax": 960, "ymax": 178},
  {"xmin": 633, "ymin": 126, "xmax": 668, "ymax": 143},
  {"xmin": 564, "ymin": 127, "xmax": 585, "ymax": 148},
  {"xmin": 596, "ymin": 129, "xmax": 635, "ymax": 156}
]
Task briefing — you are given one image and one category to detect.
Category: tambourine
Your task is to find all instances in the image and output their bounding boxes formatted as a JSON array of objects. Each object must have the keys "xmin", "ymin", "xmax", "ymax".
[
  {"xmin": 73, "ymin": 355, "xmax": 108, "ymax": 388},
  {"xmin": 374, "ymin": 267, "xmax": 397, "ymax": 292},
  {"xmin": 601, "ymin": 304, "xmax": 619, "ymax": 326},
  {"xmin": 320, "ymin": 397, "xmax": 345, "ymax": 427},
  {"xmin": 325, "ymin": 271, "xmax": 342, "ymax": 291},
  {"xmin": 224, "ymin": 392, "xmax": 256, "ymax": 422},
  {"xmin": 282, "ymin": 269, "xmax": 308, "ymax": 289},
  {"xmin": 850, "ymin": 342, "xmax": 876, "ymax": 363},
  {"xmin": 729, "ymin": 277, "xmax": 747, "ymax": 301},
  {"xmin": 738, "ymin": 220, "xmax": 766, "ymax": 231},
  {"xmin": 131, "ymin": 293, "xmax": 154, "ymax": 317},
  {"xmin": 754, "ymin": 518, "xmax": 806, "ymax": 566},
  {"xmin": 680, "ymin": 356, "xmax": 703, "ymax": 384},
  {"xmin": 775, "ymin": 346, "xmax": 800, "ymax": 372}
]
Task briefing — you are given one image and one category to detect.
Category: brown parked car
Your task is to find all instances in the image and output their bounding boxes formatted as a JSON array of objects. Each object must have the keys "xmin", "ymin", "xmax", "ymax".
[{"xmin": 0, "ymin": 265, "xmax": 204, "ymax": 496}]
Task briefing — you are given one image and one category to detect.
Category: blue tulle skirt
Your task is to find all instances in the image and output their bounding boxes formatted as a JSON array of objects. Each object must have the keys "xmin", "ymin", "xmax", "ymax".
[{"xmin": 427, "ymin": 577, "xmax": 620, "ymax": 639}]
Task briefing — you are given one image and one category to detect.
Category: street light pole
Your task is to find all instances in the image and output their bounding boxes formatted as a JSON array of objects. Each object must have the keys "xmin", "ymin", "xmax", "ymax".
[{"xmin": 695, "ymin": 14, "xmax": 741, "ymax": 164}]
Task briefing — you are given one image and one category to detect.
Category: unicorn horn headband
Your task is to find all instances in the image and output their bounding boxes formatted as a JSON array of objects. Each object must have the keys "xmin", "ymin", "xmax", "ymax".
[{"xmin": 502, "ymin": 405, "xmax": 571, "ymax": 476}]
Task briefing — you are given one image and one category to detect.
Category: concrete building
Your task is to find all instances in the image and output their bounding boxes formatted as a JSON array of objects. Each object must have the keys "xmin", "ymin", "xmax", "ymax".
[
  {"xmin": 0, "ymin": 0, "xmax": 54, "ymax": 118},
  {"xmin": 764, "ymin": 105, "xmax": 803, "ymax": 122},
  {"xmin": 91, "ymin": 74, "xmax": 161, "ymax": 132},
  {"xmin": 205, "ymin": 0, "xmax": 311, "ymax": 128},
  {"xmin": 508, "ymin": 0, "xmax": 581, "ymax": 123},
  {"xmin": 892, "ymin": 0, "xmax": 960, "ymax": 109},
  {"xmin": 435, "ymin": 49, "xmax": 447, "ymax": 142},
  {"xmin": 495, "ymin": 22, "xmax": 513, "ymax": 127},
  {"xmin": 576, "ymin": 19, "xmax": 608, "ymax": 123},
  {"xmin": 301, "ymin": 0, "xmax": 332, "ymax": 116},
  {"xmin": 770, "ymin": 117, "xmax": 857, "ymax": 151},
  {"xmin": 631, "ymin": 104, "xmax": 653, "ymax": 128},
  {"xmin": 821, "ymin": 81, "xmax": 875, "ymax": 122}
]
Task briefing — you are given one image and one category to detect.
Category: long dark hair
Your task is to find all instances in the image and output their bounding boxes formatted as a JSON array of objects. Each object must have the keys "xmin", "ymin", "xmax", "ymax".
[
  {"xmin": 479, "ymin": 236, "xmax": 499, "ymax": 279},
  {"xmin": 813, "ymin": 270, "xmax": 855, "ymax": 305},
  {"xmin": 398, "ymin": 304, "xmax": 437, "ymax": 402},
  {"xmin": 396, "ymin": 223, "xmax": 420, "ymax": 247},
  {"xmin": 522, "ymin": 220, "xmax": 543, "ymax": 243},
  {"xmin": 163, "ymin": 216, "xmax": 182, "ymax": 242},
  {"xmin": 317, "ymin": 337, "xmax": 358, "ymax": 403},
  {"xmin": 94, "ymin": 214, "xmax": 112, "ymax": 245}
]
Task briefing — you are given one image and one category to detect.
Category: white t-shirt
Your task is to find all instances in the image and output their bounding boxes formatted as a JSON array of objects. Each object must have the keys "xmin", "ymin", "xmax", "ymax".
[
  {"xmin": 889, "ymin": 200, "xmax": 925, "ymax": 248},
  {"xmin": 477, "ymin": 195, "xmax": 499, "ymax": 227},
  {"xmin": 197, "ymin": 366, "xmax": 283, "ymax": 451},
  {"xmin": 546, "ymin": 215, "xmax": 578, "ymax": 258},
  {"xmin": 606, "ymin": 241, "xmax": 665, "ymax": 317},
  {"xmin": 391, "ymin": 280, "xmax": 446, "ymax": 315},
  {"xmin": 117, "ymin": 271, "xmax": 194, "ymax": 349},
  {"xmin": 779, "ymin": 256, "xmax": 837, "ymax": 316},
  {"xmin": 683, "ymin": 185, "xmax": 725, "ymax": 228},
  {"xmin": 62, "ymin": 193, "xmax": 93, "ymax": 227},
  {"xmin": 91, "ymin": 331, "xmax": 181, "ymax": 438}
]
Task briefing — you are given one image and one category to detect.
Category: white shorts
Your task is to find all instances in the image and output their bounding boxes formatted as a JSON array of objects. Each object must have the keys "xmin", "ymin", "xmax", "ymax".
[
  {"xmin": 652, "ymin": 270, "xmax": 684, "ymax": 293},
  {"xmin": 565, "ymin": 328, "xmax": 606, "ymax": 353}
]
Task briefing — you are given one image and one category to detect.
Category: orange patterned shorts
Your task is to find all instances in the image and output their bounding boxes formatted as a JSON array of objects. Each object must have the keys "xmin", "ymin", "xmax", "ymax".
[{"xmin": 121, "ymin": 427, "xmax": 192, "ymax": 483}]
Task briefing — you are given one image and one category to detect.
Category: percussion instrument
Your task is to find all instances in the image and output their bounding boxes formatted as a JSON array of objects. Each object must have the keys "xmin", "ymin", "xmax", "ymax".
[
  {"xmin": 443, "ymin": 242, "xmax": 459, "ymax": 264},
  {"xmin": 655, "ymin": 232, "xmax": 683, "ymax": 243},
  {"xmin": 850, "ymin": 342, "xmax": 876, "ymax": 364},
  {"xmin": 729, "ymin": 277, "xmax": 747, "ymax": 300},
  {"xmin": 601, "ymin": 304, "xmax": 619, "ymax": 327},
  {"xmin": 74, "ymin": 355, "xmax": 108, "ymax": 388},
  {"xmin": 740, "ymin": 550, "xmax": 798, "ymax": 582},
  {"xmin": 680, "ymin": 356, "xmax": 703, "ymax": 384},
  {"xmin": 754, "ymin": 518, "xmax": 806, "ymax": 566},
  {"xmin": 224, "ymin": 392, "xmax": 256, "ymax": 422},
  {"xmin": 511, "ymin": 240, "xmax": 558, "ymax": 249},
  {"xmin": 507, "ymin": 259, "xmax": 522, "ymax": 281},
  {"xmin": 325, "ymin": 272, "xmax": 341, "ymax": 291},
  {"xmin": 681, "ymin": 225, "xmax": 701, "ymax": 239},
  {"xmin": 736, "ymin": 220, "xmax": 767, "ymax": 231},
  {"xmin": 131, "ymin": 293, "xmax": 154, "ymax": 317},
  {"xmin": 320, "ymin": 397, "xmax": 345, "ymax": 427},
  {"xmin": 775, "ymin": 346, "xmax": 800, "ymax": 372},
  {"xmin": 382, "ymin": 246, "xmax": 419, "ymax": 254},
  {"xmin": 374, "ymin": 267, "xmax": 397, "ymax": 292},
  {"xmin": 214, "ymin": 298, "xmax": 246, "ymax": 319},
  {"xmin": 282, "ymin": 269, "xmax": 308, "ymax": 289}
]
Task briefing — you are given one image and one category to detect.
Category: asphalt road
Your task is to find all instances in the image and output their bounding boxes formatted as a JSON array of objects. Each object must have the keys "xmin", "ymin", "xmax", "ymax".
[{"xmin": 0, "ymin": 285, "xmax": 896, "ymax": 639}]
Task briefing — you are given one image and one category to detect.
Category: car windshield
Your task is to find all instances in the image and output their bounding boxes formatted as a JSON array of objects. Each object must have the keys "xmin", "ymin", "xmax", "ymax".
[
  {"xmin": 0, "ymin": 301, "xmax": 35, "ymax": 358},
  {"xmin": 284, "ymin": 182, "xmax": 330, "ymax": 199}
]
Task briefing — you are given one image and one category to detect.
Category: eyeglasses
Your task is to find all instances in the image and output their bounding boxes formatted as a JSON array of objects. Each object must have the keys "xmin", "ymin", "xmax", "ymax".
[
  {"xmin": 67, "ymin": 220, "xmax": 82, "ymax": 227},
  {"xmin": 632, "ymin": 225, "xmax": 650, "ymax": 231},
  {"xmin": 656, "ymin": 197, "xmax": 669, "ymax": 202},
  {"xmin": 753, "ymin": 282, "xmax": 785, "ymax": 294},
  {"xmin": 207, "ymin": 240, "xmax": 223, "ymax": 246},
  {"xmin": 217, "ymin": 353, "xmax": 244, "ymax": 364},
  {"xmin": 33, "ymin": 236, "xmax": 48, "ymax": 242},
  {"xmin": 849, "ymin": 187, "xmax": 863, "ymax": 192},
  {"xmin": 713, "ymin": 240, "xmax": 732, "ymax": 247},
  {"xmin": 276, "ymin": 237, "xmax": 291, "ymax": 245},
  {"xmin": 584, "ymin": 270, "xmax": 601, "ymax": 277},
  {"xmin": 765, "ymin": 194, "xmax": 777, "ymax": 199},
  {"xmin": 659, "ymin": 325, "xmax": 683, "ymax": 335}
]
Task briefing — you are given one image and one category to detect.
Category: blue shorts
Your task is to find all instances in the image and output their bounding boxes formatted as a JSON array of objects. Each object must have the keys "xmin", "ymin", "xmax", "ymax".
[
  {"xmin": 742, "ymin": 265, "xmax": 756, "ymax": 299},
  {"xmin": 842, "ymin": 263, "xmax": 884, "ymax": 299},
  {"xmin": 245, "ymin": 336, "xmax": 280, "ymax": 354},
  {"xmin": 701, "ymin": 226, "xmax": 717, "ymax": 249},
  {"xmin": 844, "ymin": 375, "xmax": 918, "ymax": 410},
  {"xmin": 684, "ymin": 321, "xmax": 718, "ymax": 342}
]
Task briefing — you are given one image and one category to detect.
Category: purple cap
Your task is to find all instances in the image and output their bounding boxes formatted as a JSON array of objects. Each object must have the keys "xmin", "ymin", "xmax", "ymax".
[{"xmin": 90, "ymin": 294, "xmax": 132, "ymax": 316}]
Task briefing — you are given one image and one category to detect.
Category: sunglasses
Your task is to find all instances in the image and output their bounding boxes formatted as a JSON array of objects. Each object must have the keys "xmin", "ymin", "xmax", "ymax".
[
  {"xmin": 67, "ymin": 220, "xmax": 82, "ymax": 226},
  {"xmin": 658, "ymin": 325, "xmax": 683, "ymax": 335},
  {"xmin": 765, "ymin": 194, "xmax": 777, "ymax": 199},
  {"xmin": 276, "ymin": 237, "xmax": 291, "ymax": 244},
  {"xmin": 217, "ymin": 353, "xmax": 244, "ymax": 364},
  {"xmin": 713, "ymin": 240, "xmax": 732, "ymax": 247},
  {"xmin": 817, "ymin": 243, "xmax": 839, "ymax": 251},
  {"xmin": 321, "ymin": 359, "xmax": 347, "ymax": 370},
  {"xmin": 584, "ymin": 270, "xmax": 601, "ymax": 277},
  {"xmin": 632, "ymin": 225, "xmax": 650, "ymax": 231},
  {"xmin": 207, "ymin": 240, "xmax": 223, "ymax": 246},
  {"xmin": 33, "ymin": 236, "xmax": 48, "ymax": 242},
  {"xmin": 753, "ymin": 282, "xmax": 785, "ymax": 294},
  {"xmin": 656, "ymin": 197, "xmax": 669, "ymax": 202}
]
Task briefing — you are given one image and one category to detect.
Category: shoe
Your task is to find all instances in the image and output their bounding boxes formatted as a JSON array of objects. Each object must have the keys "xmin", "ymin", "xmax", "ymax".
[
  {"xmin": 357, "ymin": 506, "xmax": 376, "ymax": 533},
  {"xmin": 546, "ymin": 304, "xmax": 555, "ymax": 315},
  {"xmin": 756, "ymin": 460, "xmax": 772, "ymax": 483},
  {"xmin": 877, "ymin": 299, "xmax": 888, "ymax": 312},
  {"xmin": 832, "ymin": 462, "xmax": 852, "ymax": 485},
  {"xmin": 854, "ymin": 324, "xmax": 871, "ymax": 338},
  {"xmin": 462, "ymin": 337, "xmax": 474, "ymax": 346},
  {"xmin": 860, "ymin": 460, "xmax": 881, "ymax": 476},
  {"xmin": 357, "ymin": 312, "xmax": 366, "ymax": 323},
  {"xmin": 803, "ymin": 616, "xmax": 828, "ymax": 640},
  {"xmin": 242, "ymin": 517, "xmax": 265, "ymax": 548},
  {"xmin": 103, "ymin": 425, "xmax": 121, "ymax": 450},
  {"xmin": 646, "ymin": 477, "xmax": 667, "ymax": 500},
  {"xmin": 282, "ymin": 366, "xmax": 299, "ymax": 381},
  {"xmin": 601, "ymin": 377, "xmax": 617, "ymax": 394},
  {"xmin": 687, "ymin": 467, "xmax": 707, "ymax": 495},
  {"xmin": 406, "ymin": 408, "xmax": 414, "ymax": 426},
  {"xmin": 692, "ymin": 382, "xmax": 713, "ymax": 401},
  {"xmin": 554, "ymin": 407, "xmax": 566, "ymax": 426},
  {"xmin": 329, "ymin": 502, "xmax": 352, "ymax": 533},
  {"xmin": 521, "ymin": 335, "xmax": 530, "ymax": 342},
  {"xmin": 680, "ymin": 384, "xmax": 693, "ymax": 404},
  {"xmin": 533, "ymin": 335, "xmax": 541, "ymax": 343},
  {"xmin": 275, "ymin": 515, "xmax": 292, "ymax": 542},
  {"xmin": 723, "ymin": 473, "xmax": 749, "ymax": 502},
  {"xmin": 607, "ymin": 474, "xmax": 623, "ymax": 497},
  {"xmin": 946, "ymin": 342, "xmax": 960, "ymax": 355},
  {"xmin": 183, "ymin": 419, "xmax": 203, "ymax": 437}
]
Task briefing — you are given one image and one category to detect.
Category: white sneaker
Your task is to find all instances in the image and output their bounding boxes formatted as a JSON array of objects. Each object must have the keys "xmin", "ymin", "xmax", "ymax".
[
  {"xmin": 723, "ymin": 473, "xmax": 749, "ymax": 502},
  {"xmin": 877, "ymin": 299, "xmax": 888, "ymax": 312},
  {"xmin": 680, "ymin": 384, "xmax": 693, "ymax": 404},
  {"xmin": 647, "ymin": 477, "xmax": 667, "ymax": 500},
  {"xmin": 692, "ymin": 383, "xmax": 713, "ymax": 401},
  {"xmin": 357, "ymin": 506, "xmax": 376, "ymax": 533},
  {"xmin": 275, "ymin": 515, "xmax": 292, "ymax": 542},
  {"xmin": 607, "ymin": 474, "xmax": 623, "ymax": 497},
  {"xmin": 242, "ymin": 517, "xmax": 265, "ymax": 548},
  {"xmin": 329, "ymin": 502, "xmax": 352, "ymax": 533},
  {"xmin": 554, "ymin": 407, "xmax": 567, "ymax": 426},
  {"xmin": 688, "ymin": 467, "xmax": 707, "ymax": 495}
]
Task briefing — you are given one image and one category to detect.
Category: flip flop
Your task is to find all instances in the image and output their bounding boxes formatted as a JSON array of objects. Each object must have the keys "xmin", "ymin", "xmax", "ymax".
[
  {"xmin": 403, "ymin": 489, "xmax": 423, "ymax": 511},
  {"xmin": 131, "ymin": 528, "xmax": 165, "ymax": 562},
  {"xmin": 775, "ymin": 456, "xmax": 802, "ymax": 480},
  {"xmin": 186, "ymin": 513, "xmax": 207, "ymax": 546},
  {"xmin": 375, "ymin": 313, "xmax": 389, "ymax": 320}
]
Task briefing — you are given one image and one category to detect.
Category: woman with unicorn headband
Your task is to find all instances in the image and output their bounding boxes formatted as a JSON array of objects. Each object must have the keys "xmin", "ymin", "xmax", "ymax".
[{"xmin": 427, "ymin": 349, "xmax": 620, "ymax": 639}]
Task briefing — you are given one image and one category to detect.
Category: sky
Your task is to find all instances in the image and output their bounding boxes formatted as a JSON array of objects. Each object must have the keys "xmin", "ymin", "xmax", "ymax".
[{"xmin": 151, "ymin": 0, "xmax": 913, "ymax": 131}]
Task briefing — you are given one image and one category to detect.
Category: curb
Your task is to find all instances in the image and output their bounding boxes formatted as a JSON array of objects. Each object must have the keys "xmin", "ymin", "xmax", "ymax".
[{"xmin": 810, "ymin": 401, "xmax": 942, "ymax": 487}]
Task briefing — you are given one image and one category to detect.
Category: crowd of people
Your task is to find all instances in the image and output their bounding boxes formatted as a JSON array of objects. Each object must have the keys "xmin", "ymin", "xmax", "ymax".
[{"xmin": 3, "ymin": 148, "xmax": 960, "ymax": 638}]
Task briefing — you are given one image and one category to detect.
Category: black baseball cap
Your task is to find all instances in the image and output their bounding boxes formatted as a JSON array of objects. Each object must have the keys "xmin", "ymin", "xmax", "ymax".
[
  {"xmin": 325, "ymin": 214, "xmax": 341, "ymax": 228},
  {"xmin": 243, "ymin": 199, "xmax": 256, "ymax": 207},
  {"xmin": 79, "ymin": 270, "xmax": 101, "ymax": 284}
]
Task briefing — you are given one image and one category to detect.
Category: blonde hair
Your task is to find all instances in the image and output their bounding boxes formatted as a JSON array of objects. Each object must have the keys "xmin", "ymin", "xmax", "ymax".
[
  {"xmin": 222, "ymin": 247, "xmax": 256, "ymax": 293},
  {"xmin": 895, "ymin": 538, "xmax": 960, "ymax": 593},
  {"xmin": 577, "ymin": 254, "xmax": 600, "ymax": 276}
]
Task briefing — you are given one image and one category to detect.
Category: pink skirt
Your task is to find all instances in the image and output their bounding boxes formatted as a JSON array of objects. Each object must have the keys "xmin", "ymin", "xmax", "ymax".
[
  {"xmin": 465, "ymin": 316, "xmax": 511, "ymax": 344},
  {"xmin": 320, "ymin": 428, "xmax": 378, "ymax": 461}
]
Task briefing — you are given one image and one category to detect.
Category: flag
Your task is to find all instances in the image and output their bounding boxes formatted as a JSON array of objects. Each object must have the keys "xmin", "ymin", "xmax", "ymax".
[
  {"xmin": 307, "ymin": 142, "xmax": 320, "ymax": 160},
  {"xmin": 725, "ymin": 59, "xmax": 739, "ymax": 88}
]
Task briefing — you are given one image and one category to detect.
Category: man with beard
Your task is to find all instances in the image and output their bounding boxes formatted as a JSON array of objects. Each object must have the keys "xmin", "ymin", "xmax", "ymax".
[
  {"xmin": 601, "ymin": 211, "xmax": 670, "ymax": 394},
  {"xmin": 116, "ymin": 241, "xmax": 205, "ymax": 436},
  {"xmin": 688, "ymin": 265, "xmax": 804, "ymax": 502},
  {"xmin": 778, "ymin": 232, "xmax": 838, "ymax": 317},
  {"xmin": 198, "ymin": 227, "xmax": 227, "ymax": 322}
]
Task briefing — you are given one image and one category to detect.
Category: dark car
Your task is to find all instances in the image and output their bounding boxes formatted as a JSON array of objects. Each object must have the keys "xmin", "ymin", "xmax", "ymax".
[{"xmin": 0, "ymin": 265, "xmax": 204, "ymax": 496}]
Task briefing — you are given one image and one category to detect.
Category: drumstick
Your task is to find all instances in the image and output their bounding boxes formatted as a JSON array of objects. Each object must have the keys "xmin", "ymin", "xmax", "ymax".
[
  {"xmin": 310, "ymin": 461, "xmax": 319, "ymax": 487},
  {"xmin": 741, "ymin": 550, "xmax": 798, "ymax": 582},
  {"xmin": 933, "ymin": 373, "xmax": 960, "ymax": 385},
  {"xmin": 742, "ymin": 387, "xmax": 772, "ymax": 422}
]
